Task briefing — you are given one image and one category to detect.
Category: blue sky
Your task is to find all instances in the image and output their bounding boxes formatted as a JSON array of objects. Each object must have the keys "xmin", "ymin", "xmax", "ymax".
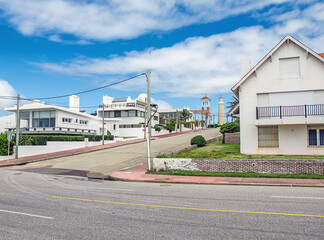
[{"xmin": 0, "ymin": 0, "xmax": 323, "ymax": 118}]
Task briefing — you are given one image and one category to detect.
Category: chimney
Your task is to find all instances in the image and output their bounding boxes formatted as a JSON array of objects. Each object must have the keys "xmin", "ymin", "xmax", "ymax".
[
  {"xmin": 240, "ymin": 58, "xmax": 251, "ymax": 78},
  {"xmin": 69, "ymin": 95, "xmax": 80, "ymax": 111}
]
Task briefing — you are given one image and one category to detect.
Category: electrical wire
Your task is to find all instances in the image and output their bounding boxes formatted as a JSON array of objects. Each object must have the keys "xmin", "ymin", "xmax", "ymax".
[{"xmin": 33, "ymin": 73, "xmax": 146, "ymax": 100}]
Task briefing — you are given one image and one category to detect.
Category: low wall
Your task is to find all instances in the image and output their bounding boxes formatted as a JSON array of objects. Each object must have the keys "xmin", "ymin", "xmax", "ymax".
[
  {"xmin": 224, "ymin": 133, "xmax": 240, "ymax": 144},
  {"xmin": 153, "ymin": 158, "xmax": 324, "ymax": 174}
]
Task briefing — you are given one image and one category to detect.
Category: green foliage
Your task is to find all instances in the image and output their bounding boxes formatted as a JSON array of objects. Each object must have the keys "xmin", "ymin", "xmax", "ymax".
[
  {"xmin": 180, "ymin": 109, "xmax": 192, "ymax": 121},
  {"xmin": 220, "ymin": 119, "xmax": 240, "ymax": 134},
  {"xmin": 190, "ymin": 135, "xmax": 207, "ymax": 147},
  {"xmin": 107, "ymin": 130, "xmax": 112, "ymax": 136},
  {"xmin": 208, "ymin": 124, "xmax": 219, "ymax": 128},
  {"xmin": 164, "ymin": 121, "xmax": 175, "ymax": 133},
  {"xmin": 153, "ymin": 126, "xmax": 161, "ymax": 132},
  {"xmin": 19, "ymin": 134, "xmax": 114, "ymax": 145},
  {"xmin": 155, "ymin": 154, "xmax": 169, "ymax": 158},
  {"xmin": 0, "ymin": 134, "xmax": 15, "ymax": 156}
]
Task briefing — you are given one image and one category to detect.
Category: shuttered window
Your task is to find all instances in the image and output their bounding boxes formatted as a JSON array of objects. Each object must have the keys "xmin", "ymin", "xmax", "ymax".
[
  {"xmin": 279, "ymin": 57, "xmax": 300, "ymax": 79},
  {"xmin": 258, "ymin": 126, "xmax": 279, "ymax": 147}
]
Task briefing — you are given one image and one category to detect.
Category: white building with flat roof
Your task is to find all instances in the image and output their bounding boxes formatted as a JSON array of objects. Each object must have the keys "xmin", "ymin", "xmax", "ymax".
[
  {"xmin": 97, "ymin": 93, "xmax": 159, "ymax": 138},
  {"xmin": 4, "ymin": 96, "xmax": 120, "ymax": 136}
]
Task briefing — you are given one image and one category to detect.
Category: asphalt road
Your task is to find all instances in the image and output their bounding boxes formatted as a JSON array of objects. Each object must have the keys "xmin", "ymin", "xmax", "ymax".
[
  {"xmin": 1, "ymin": 169, "xmax": 324, "ymax": 240},
  {"xmin": 6, "ymin": 128, "xmax": 221, "ymax": 177}
]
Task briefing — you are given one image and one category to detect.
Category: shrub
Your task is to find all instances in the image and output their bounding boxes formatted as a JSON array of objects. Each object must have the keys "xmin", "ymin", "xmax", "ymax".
[
  {"xmin": 0, "ymin": 133, "xmax": 15, "ymax": 156},
  {"xmin": 220, "ymin": 119, "xmax": 240, "ymax": 134},
  {"xmin": 154, "ymin": 126, "xmax": 161, "ymax": 132},
  {"xmin": 164, "ymin": 122, "xmax": 175, "ymax": 133},
  {"xmin": 155, "ymin": 154, "xmax": 169, "ymax": 158},
  {"xmin": 190, "ymin": 135, "xmax": 207, "ymax": 147},
  {"xmin": 19, "ymin": 134, "xmax": 114, "ymax": 145}
]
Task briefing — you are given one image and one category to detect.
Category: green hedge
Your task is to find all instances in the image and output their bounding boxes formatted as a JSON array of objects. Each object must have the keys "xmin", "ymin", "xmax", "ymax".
[
  {"xmin": 0, "ymin": 134, "xmax": 15, "ymax": 156},
  {"xmin": 19, "ymin": 134, "xmax": 114, "ymax": 146},
  {"xmin": 190, "ymin": 135, "xmax": 207, "ymax": 147}
]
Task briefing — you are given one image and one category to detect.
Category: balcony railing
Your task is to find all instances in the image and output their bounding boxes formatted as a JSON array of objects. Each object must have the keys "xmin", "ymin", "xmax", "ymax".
[
  {"xmin": 6, "ymin": 127, "xmax": 97, "ymax": 135},
  {"xmin": 256, "ymin": 104, "xmax": 324, "ymax": 119}
]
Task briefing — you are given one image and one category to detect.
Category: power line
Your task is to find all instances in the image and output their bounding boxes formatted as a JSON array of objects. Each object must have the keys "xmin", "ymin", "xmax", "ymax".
[
  {"xmin": 33, "ymin": 73, "xmax": 146, "ymax": 100},
  {"xmin": 0, "ymin": 72, "xmax": 146, "ymax": 101}
]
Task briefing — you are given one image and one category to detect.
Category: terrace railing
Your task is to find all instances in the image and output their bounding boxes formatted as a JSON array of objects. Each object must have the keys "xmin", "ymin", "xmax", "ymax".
[{"xmin": 256, "ymin": 104, "xmax": 324, "ymax": 119}]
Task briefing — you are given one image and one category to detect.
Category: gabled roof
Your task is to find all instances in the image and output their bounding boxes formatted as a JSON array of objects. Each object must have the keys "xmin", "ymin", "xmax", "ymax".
[
  {"xmin": 201, "ymin": 96, "xmax": 210, "ymax": 100},
  {"xmin": 231, "ymin": 35, "xmax": 324, "ymax": 97}
]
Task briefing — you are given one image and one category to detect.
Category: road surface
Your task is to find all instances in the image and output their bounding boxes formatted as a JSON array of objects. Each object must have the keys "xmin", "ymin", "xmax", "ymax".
[
  {"xmin": 7, "ymin": 128, "xmax": 220, "ymax": 177},
  {"xmin": 1, "ymin": 169, "xmax": 323, "ymax": 239}
]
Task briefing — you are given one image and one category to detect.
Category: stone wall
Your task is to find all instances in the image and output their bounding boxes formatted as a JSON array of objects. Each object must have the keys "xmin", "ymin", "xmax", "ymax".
[
  {"xmin": 224, "ymin": 133, "xmax": 240, "ymax": 144},
  {"xmin": 153, "ymin": 158, "xmax": 324, "ymax": 174}
]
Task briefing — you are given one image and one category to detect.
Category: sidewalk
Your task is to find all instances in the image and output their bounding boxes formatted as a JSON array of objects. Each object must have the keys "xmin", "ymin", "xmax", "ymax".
[
  {"xmin": 0, "ymin": 129, "xmax": 205, "ymax": 168},
  {"xmin": 0, "ymin": 138, "xmax": 145, "ymax": 167},
  {"xmin": 110, "ymin": 163, "xmax": 324, "ymax": 187}
]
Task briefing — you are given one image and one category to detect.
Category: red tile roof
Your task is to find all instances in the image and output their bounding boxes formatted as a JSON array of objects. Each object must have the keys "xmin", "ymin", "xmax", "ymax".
[
  {"xmin": 201, "ymin": 96, "xmax": 210, "ymax": 100},
  {"xmin": 319, "ymin": 53, "xmax": 324, "ymax": 58}
]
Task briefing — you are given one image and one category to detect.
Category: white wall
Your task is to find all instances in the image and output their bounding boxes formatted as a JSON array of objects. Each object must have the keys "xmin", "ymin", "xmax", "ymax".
[
  {"xmin": 240, "ymin": 39, "xmax": 324, "ymax": 155},
  {"xmin": 0, "ymin": 115, "xmax": 15, "ymax": 133}
]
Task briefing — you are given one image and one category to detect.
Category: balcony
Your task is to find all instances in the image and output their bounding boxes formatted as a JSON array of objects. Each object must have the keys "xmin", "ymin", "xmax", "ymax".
[
  {"xmin": 6, "ymin": 127, "xmax": 97, "ymax": 135},
  {"xmin": 256, "ymin": 104, "xmax": 324, "ymax": 125}
]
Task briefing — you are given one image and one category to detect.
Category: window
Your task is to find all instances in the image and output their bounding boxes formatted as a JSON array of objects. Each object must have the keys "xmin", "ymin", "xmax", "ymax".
[
  {"xmin": 62, "ymin": 118, "xmax": 72, "ymax": 123},
  {"xmin": 279, "ymin": 57, "xmax": 300, "ymax": 79},
  {"xmin": 129, "ymin": 110, "xmax": 136, "ymax": 117},
  {"xmin": 258, "ymin": 126, "xmax": 279, "ymax": 147},
  {"xmin": 114, "ymin": 111, "xmax": 121, "ymax": 117},
  {"xmin": 308, "ymin": 126, "xmax": 324, "ymax": 146},
  {"xmin": 80, "ymin": 120, "xmax": 88, "ymax": 125},
  {"xmin": 121, "ymin": 111, "xmax": 128, "ymax": 117},
  {"xmin": 113, "ymin": 124, "xmax": 116, "ymax": 130},
  {"xmin": 33, "ymin": 111, "xmax": 55, "ymax": 128}
]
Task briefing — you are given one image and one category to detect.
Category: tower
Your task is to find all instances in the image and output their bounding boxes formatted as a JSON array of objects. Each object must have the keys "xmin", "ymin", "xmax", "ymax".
[
  {"xmin": 218, "ymin": 96, "xmax": 225, "ymax": 125},
  {"xmin": 201, "ymin": 95, "xmax": 211, "ymax": 126}
]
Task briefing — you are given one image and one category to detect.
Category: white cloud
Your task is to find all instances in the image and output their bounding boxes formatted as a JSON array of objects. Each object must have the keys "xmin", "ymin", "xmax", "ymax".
[
  {"xmin": 0, "ymin": 79, "xmax": 17, "ymax": 111},
  {"xmin": 0, "ymin": 0, "xmax": 290, "ymax": 42},
  {"xmin": 31, "ymin": 2, "xmax": 324, "ymax": 98},
  {"xmin": 152, "ymin": 98, "xmax": 172, "ymax": 110}
]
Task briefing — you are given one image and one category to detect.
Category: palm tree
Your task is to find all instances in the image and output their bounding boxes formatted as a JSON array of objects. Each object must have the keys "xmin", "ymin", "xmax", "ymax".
[
  {"xmin": 180, "ymin": 109, "xmax": 192, "ymax": 122},
  {"xmin": 227, "ymin": 96, "xmax": 239, "ymax": 111}
]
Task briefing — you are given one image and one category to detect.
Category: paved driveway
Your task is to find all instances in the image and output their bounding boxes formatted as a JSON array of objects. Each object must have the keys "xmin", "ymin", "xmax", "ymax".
[{"xmin": 8, "ymin": 128, "xmax": 221, "ymax": 177}]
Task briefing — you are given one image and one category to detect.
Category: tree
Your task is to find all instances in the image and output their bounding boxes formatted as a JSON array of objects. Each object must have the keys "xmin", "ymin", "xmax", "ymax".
[
  {"xmin": 227, "ymin": 96, "xmax": 239, "ymax": 111},
  {"xmin": 164, "ymin": 118, "xmax": 176, "ymax": 132},
  {"xmin": 180, "ymin": 109, "xmax": 192, "ymax": 122}
]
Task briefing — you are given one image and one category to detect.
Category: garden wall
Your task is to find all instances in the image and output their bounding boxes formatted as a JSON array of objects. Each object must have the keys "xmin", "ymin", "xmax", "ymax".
[
  {"xmin": 153, "ymin": 158, "xmax": 324, "ymax": 174},
  {"xmin": 224, "ymin": 133, "xmax": 240, "ymax": 144}
]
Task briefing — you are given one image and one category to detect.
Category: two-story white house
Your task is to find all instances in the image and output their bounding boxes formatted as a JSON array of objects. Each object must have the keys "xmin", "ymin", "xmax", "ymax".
[
  {"xmin": 4, "ymin": 95, "xmax": 121, "ymax": 136},
  {"xmin": 232, "ymin": 35, "xmax": 324, "ymax": 155},
  {"xmin": 97, "ymin": 93, "xmax": 159, "ymax": 138}
]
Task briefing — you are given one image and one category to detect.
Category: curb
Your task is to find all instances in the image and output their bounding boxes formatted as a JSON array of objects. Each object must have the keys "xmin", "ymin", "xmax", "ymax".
[{"xmin": 108, "ymin": 175, "xmax": 324, "ymax": 187}]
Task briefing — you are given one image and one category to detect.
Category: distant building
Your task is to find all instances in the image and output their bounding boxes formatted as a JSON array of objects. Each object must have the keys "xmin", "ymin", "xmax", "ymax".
[
  {"xmin": 97, "ymin": 93, "xmax": 159, "ymax": 138},
  {"xmin": 232, "ymin": 35, "xmax": 324, "ymax": 155},
  {"xmin": 4, "ymin": 96, "xmax": 120, "ymax": 136},
  {"xmin": 191, "ymin": 96, "xmax": 211, "ymax": 126},
  {"xmin": 158, "ymin": 107, "xmax": 194, "ymax": 123}
]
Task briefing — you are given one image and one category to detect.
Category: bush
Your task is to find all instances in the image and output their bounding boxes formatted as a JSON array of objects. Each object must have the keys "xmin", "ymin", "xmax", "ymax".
[
  {"xmin": 154, "ymin": 126, "xmax": 161, "ymax": 132},
  {"xmin": 208, "ymin": 124, "xmax": 219, "ymax": 128},
  {"xmin": 0, "ymin": 134, "xmax": 15, "ymax": 156},
  {"xmin": 220, "ymin": 119, "xmax": 240, "ymax": 134},
  {"xmin": 164, "ymin": 122, "xmax": 175, "ymax": 133},
  {"xmin": 190, "ymin": 135, "xmax": 207, "ymax": 147},
  {"xmin": 19, "ymin": 134, "xmax": 114, "ymax": 145},
  {"xmin": 155, "ymin": 154, "xmax": 169, "ymax": 158}
]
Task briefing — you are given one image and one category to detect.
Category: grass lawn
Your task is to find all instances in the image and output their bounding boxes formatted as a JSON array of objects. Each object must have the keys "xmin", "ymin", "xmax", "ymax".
[{"xmin": 165, "ymin": 140, "xmax": 324, "ymax": 160}]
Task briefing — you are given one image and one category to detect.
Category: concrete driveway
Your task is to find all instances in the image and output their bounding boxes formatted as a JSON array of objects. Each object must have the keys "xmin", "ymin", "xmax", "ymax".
[{"xmin": 8, "ymin": 128, "xmax": 221, "ymax": 177}]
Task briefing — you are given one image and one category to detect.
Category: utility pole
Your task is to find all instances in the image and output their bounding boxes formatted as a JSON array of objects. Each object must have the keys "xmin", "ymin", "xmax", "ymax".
[
  {"xmin": 176, "ymin": 110, "xmax": 178, "ymax": 133},
  {"xmin": 102, "ymin": 104, "xmax": 105, "ymax": 145},
  {"xmin": 144, "ymin": 98, "xmax": 147, "ymax": 140},
  {"xmin": 15, "ymin": 94, "xmax": 20, "ymax": 159},
  {"xmin": 146, "ymin": 70, "xmax": 152, "ymax": 171}
]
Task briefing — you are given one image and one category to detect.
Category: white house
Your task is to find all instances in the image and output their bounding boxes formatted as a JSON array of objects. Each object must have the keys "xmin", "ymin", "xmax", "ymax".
[
  {"xmin": 4, "ymin": 95, "xmax": 120, "ymax": 136},
  {"xmin": 232, "ymin": 35, "xmax": 324, "ymax": 155},
  {"xmin": 97, "ymin": 93, "xmax": 159, "ymax": 138}
]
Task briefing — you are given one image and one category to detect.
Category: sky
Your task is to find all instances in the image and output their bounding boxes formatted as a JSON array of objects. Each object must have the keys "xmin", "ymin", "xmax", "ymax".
[{"xmin": 0, "ymin": 0, "xmax": 324, "ymax": 118}]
